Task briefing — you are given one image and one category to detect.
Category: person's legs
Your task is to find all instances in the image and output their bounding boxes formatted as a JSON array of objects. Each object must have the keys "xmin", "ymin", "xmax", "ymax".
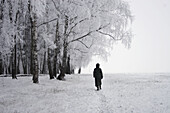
[{"xmin": 99, "ymin": 79, "xmax": 102, "ymax": 90}]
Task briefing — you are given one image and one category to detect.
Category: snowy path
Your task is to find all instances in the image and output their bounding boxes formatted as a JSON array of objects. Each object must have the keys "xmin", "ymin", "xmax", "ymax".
[{"xmin": 0, "ymin": 73, "xmax": 170, "ymax": 113}]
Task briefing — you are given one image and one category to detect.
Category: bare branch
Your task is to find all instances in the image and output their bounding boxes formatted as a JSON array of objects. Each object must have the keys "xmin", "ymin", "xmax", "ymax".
[
  {"xmin": 51, "ymin": 0, "xmax": 62, "ymax": 14},
  {"xmin": 97, "ymin": 30, "xmax": 123, "ymax": 41},
  {"xmin": 67, "ymin": 18, "xmax": 89, "ymax": 36},
  {"xmin": 68, "ymin": 23, "xmax": 110, "ymax": 44},
  {"xmin": 73, "ymin": 48, "xmax": 88, "ymax": 54},
  {"xmin": 69, "ymin": 32, "xmax": 92, "ymax": 43},
  {"xmin": 77, "ymin": 40, "xmax": 93, "ymax": 49},
  {"xmin": 37, "ymin": 18, "xmax": 58, "ymax": 28}
]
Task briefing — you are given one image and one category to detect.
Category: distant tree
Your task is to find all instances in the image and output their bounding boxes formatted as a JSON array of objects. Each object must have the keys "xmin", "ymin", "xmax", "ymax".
[{"xmin": 0, "ymin": 53, "xmax": 3, "ymax": 74}]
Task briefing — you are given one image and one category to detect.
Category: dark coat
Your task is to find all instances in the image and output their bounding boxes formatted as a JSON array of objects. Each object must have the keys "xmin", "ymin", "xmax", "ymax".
[{"xmin": 93, "ymin": 68, "xmax": 103, "ymax": 79}]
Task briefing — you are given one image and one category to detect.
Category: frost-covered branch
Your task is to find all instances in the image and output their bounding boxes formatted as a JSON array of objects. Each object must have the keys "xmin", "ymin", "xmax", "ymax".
[
  {"xmin": 97, "ymin": 30, "xmax": 122, "ymax": 41},
  {"xmin": 72, "ymin": 48, "xmax": 88, "ymax": 54},
  {"xmin": 37, "ymin": 18, "xmax": 58, "ymax": 28},
  {"xmin": 67, "ymin": 17, "xmax": 89, "ymax": 36},
  {"xmin": 51, "ymin": 0, "xmax": 62, "ymax": 15},
  {"xmin": 77, "ymin": 40, "xmax": 93, "ymax": 49},
  {"xmin": 68, "ymin": 23, "xmax": 110, "ymax": 44}
]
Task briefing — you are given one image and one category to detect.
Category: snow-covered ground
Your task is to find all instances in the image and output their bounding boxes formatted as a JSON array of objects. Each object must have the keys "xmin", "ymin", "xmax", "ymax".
[{"xmin": 0, "ymin": 73, "xmax": 170, "ymax": 113}]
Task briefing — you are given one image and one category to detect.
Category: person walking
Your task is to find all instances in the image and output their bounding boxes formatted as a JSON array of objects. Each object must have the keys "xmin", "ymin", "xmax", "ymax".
[{"xmin": 93, "ymin": 63, "xmax": 103, "ymax": 91}]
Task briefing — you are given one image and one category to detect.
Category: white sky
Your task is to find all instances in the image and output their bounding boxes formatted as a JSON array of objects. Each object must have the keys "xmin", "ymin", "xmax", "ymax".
[{"xmin": 82, "ymin": 0, "xmax": 170, "ymax": 74}]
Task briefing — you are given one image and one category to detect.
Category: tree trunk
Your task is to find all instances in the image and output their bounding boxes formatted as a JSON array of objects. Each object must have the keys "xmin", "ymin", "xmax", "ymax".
[
  {"xmin": 12, "ymin": 42, "xmax": 17, "ymax": 79},
  {"xmin": 57, "ymin": 16, "xmax": 68, "ymax": 80},
  {"xmin": 31, "ymin": 13, "xmax": 39, "ymax": 83},
  {"xmin": 78, "ymin": 68, "xmax": 81, "ymax": 74},
  {"xmin": 0, "ymin": 53, "xmax": 3, "ymax": 74},
  {"xmin": 8, "ymin": 55, "xmax": 12, "ymax": 74},
  {"xmin": 42, "ymin": 51, "xmax": 47, "ymax": 74},
  {"xmin": 17, "ymin": 52, "xmax": 20, "ymax": 74},
  {"xmin": 66, "ymin": 56, "xmax": 70, "ymax": 74},
  {"xmin": 0, "ymin": 1, "xmax": 4, "ymax": 75},
  {"xmin": 53, "ymin": 52, "xmax": 57, "ymax": 78},
  {"xmin": 58, "ymin": 65, "xmax": 65, "ymax": 80},
  {"xmin": 48, "ymin": 48, "xmax": 54, "ymax": 79},
  {"xmin": 57, "ymin": 45, "xmax": 67, "ymax": 80},
  {"xmin": 29, "ymin": 0, "xmax": 33, "ymax": 75},
  {"xmin": 53, "ymin": 19, "xmax": 60, "ymax": 78}
]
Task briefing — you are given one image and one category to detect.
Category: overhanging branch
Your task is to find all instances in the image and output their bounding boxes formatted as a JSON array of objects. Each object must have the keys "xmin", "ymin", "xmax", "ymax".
[
  {"xmin": 97, "ymin": 30, "xmax": 123, "ymax": 41},
  {"xmin": 37, "ymin": 18, "xmax": 58, "ymax": 28},
  {"xmin": 51, "ymin": 0, "xmax": 62, "ymax": 14},
  {"xmin": 67, "ymin": 18, "xmax": 88, "ymax": 36},
  {"xmin": 73, "ymin": 48, "xmax": 88, "ymax": 54},
  {"xmin": 68, "ymin": 23, "xmax": 110, "ymax": 44},
  {"xmin": 77, "ymin": 40, "xmax": 93, "ymax": 49}
]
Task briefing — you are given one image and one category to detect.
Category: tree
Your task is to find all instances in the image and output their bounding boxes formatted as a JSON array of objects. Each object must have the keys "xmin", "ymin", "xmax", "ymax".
[
  {"xmin": 29, "ymin": 0, "xmax": 46, "ymax": 83},
  {"xmin": 50, "ymin": 0, "xmax": 133, "ymax": 80}
]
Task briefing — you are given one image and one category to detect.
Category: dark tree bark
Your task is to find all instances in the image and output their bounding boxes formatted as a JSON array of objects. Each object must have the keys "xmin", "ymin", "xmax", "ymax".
[
  {"xmin": 66, "ymin": 56, "xmax": 70, "ymax": 74},
  {"xmin": 0, "ymin": 53, "xmax": 3, "ymax": 74},
  {"xmin": 0, "ymin": 1, "xmax": 4, "ymax": 75},
  {"xmin": 57, "ymin": 16, "xmax": 68, "ymax": 80},
  {"xmin": 53, "ymin": 51, "xmax": 57, "ymax": 78},
  {"xmin": 17, "ymin": 53, "xmax": 20, "ymax": 74},
  {"xmin": 31, "ymin": 13, "xmax": 39, "ymax": 83},
  {"xmin": 28, "ymin": 0, "xmax": 39, "ymax": 83},
  {"xmin": 57, "ymin": 43, "xmax": 67, "ymax": 80},
  {"xmin": 53, "ymin": 19, "xmax": 60, "ymax": 77},
  {"xmin": 78, "ymin": 68, "xmax": 81, "ymax": 74},
  {"xmin": 57, "ymin": 63, "xmax": 65, "ymax": 80},
  {"xmin": 12, "ymin": 42, "xmax": 17, "ymax": 79},
  {"xmin": 42, "ymin": 51, "xmax": 47, "ymax": 74},
  {"xmin": 8, "ymin": 55, "xmax": 13, "ymax": 74},
  {"xmin": 48, "ymin": 48, "xmax": 54, "ymax": 79},
  {"xmin": 28, "ymin": 0, "xmax": 33, "ymax": 75}
]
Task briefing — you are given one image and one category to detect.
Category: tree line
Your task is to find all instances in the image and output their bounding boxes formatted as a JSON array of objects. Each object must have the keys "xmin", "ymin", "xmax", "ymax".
[{"xmin": 0, "ymin": 0, "xmax": 133, "ymax": 83}]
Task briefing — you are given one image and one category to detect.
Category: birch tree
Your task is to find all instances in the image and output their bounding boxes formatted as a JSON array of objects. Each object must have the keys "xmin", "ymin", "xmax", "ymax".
[
  {"xmin": 28, "ymin": 0, "xmax": 46, "ymax": 83},
  {"xmin": 48, "ymin": 0, "xmax": 133, "ymax": 80}
]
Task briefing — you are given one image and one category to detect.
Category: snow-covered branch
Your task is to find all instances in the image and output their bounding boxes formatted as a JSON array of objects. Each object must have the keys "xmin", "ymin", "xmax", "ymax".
[
  {"xmin": 37, "ymin": 18, "xmax": 58, "ymax": 28},
  {"xmin": 68, "ymin": 23, "xmax": 110, "ymax": 44}
]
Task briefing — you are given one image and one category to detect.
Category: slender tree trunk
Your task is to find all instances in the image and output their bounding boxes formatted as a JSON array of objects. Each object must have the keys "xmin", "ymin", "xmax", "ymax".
[
  {"xmin": 17, "ymin": 52, "xmax": 20, "ymax": 74},
  {"xmin": 22, "ymin": 59, "xmax": 27, "ymax": 74},
  {"xmin": 31, "ymin": 13, "xmax": 39, "ymax": 83},
  {"xmin": 57, "ymin": 16, "xmax": 68, "ymax": 80},
  {"xmin": 66, "ymin": 56, "xmax": 70, "ymax": 74},
  {"xmin": 48, "ymin": 48, "xmax": 54, "ymax": 79},
  {"xmin": 78, "ymin": 68, "xmax": 81, "ymax": 74},
  {"xmin": 57, "ymin": 45, "xmax": 67, "ymax": 80},
  {"xmin": 53, "ymin": 19, "xmax": 60, "ymax": 78},
  {"xmin": 12, "ymin": 42, "xmax": 17, "ymax": 79},
  {"xmin": 0, "ymin": 53, "xmax": 3, "ymax": 74},
  {"xmin": 30, "ymin": 27, "xmax": 33, "ymax": 75},
  {"xmin": 42, "ymin": 51, "xmax": 47, "ymax": 74},
  {"xmin": 8, "ymin": 55, "xmax": 12, "ymax": 74},
  {"xmin": 53, "ymin": 52, "xmax": 57, "ymax": 78},
  {"xmin": 0, "ymin": 1, "xmax": 4, "ymax": 75},
  {"xmin": 29, "ymin": 0, "xmax": 33, "ymax": 75}
]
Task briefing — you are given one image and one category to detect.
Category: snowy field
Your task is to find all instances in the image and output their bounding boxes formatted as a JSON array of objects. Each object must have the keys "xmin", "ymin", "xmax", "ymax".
[{"xmin": 0, "ymin": 73, "xmax": 170, "ymax": 113}]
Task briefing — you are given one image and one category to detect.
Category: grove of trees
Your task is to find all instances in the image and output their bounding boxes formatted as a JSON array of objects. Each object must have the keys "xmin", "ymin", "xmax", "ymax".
[{"xmin": 0, "ymin": 0, "xmax": 133, "ymax": 83}]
